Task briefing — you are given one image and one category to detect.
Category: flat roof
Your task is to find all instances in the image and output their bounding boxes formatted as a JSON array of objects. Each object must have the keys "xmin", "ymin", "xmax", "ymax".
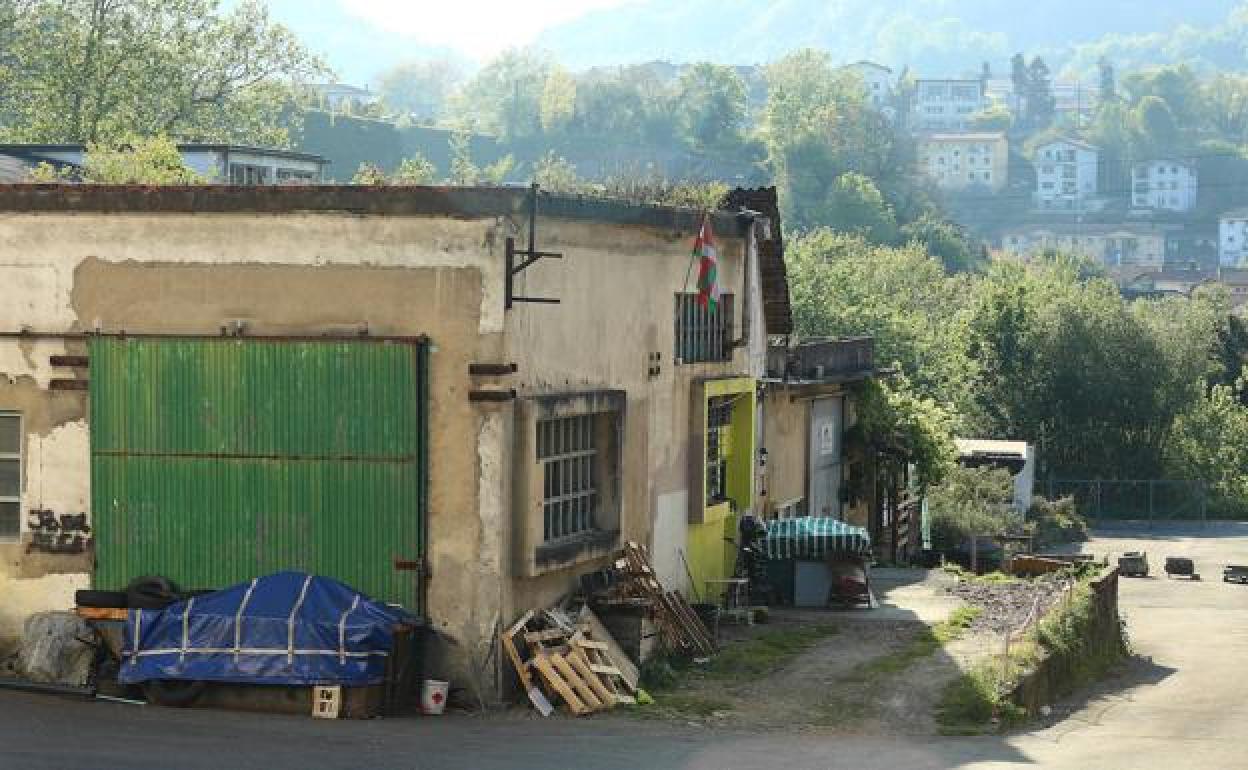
[
  {"xmin": 0, "ymin": 184, "xmax": 748, "ymax": 235},
  {"xmin": 0, "ymin": 143, "xmax": 328, "ymax": 165}
]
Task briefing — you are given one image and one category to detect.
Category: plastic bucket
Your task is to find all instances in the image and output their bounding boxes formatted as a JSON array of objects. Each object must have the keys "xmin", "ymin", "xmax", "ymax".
[{"xmin": 420, "ymin": 679, "xmax": 449, "ymax": 715}]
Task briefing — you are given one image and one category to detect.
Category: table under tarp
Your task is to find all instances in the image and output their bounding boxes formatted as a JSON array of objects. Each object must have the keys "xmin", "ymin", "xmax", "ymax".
[{"xmin": 763, "ymin": 516, "xmax": 872, "ymax": 560}]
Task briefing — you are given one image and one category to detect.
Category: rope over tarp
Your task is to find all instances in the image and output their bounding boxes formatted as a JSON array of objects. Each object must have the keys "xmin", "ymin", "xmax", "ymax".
[{"xmin": 763, "ymin": 516, "xmax": 872, "ymax": 560}]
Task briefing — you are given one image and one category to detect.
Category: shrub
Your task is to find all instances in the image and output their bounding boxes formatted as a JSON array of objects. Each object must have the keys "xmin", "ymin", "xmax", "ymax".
[{"xmin": 1027, "ymin": 496, "xmax": 1089, "ymax": 547}]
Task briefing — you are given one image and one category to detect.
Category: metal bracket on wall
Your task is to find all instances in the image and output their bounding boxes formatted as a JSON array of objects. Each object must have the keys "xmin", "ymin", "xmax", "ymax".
[{"xmin": 505, "ymin": 183, "xmax": 564, "ymax": 309}]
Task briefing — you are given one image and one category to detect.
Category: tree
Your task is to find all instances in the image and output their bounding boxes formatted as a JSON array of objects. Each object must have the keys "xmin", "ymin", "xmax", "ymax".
[
  {"xmin": 447, "ymin": 131, "xmax": 513, "ymax": 185},
  {"xmin": 1203, "ymin": 73, "xmax": 1248, "ymax": 143},
  {"xmin": 30, "ymin": 134, "xmax": 204, "ymax": 183},
  {"xmin": 1098, "ymin": 57, "xmax": 1117, "ymax": 104},
  {"xmin": 968, "ymin": 104, "xmax": 1014, "ymax": 132},
  {"xmin": 376, "ymin": 58, "xmax": 465, "ymax": 123},
  {"xmin": 900, "ymin": 214, "xmax": 981, "ymax": 273},
  {"xmin": 2, "ymin": 0, "xmax": 325, "ymax": 146},
  {"xmin": 539, "ymin": 67, "xmax": 577, "ymax": 135},
  {"xmin": 1168, "ymin": 376, "xmax": 1248, "ymax": 518},
  {"xmin": 531, "ymin": 152, "xmax": 580, "ymax": 192},
  {"xmin": 351, "ymin": 153, "xmax": 438, "ymax": 185},
  {"xmin": 1025, "ymin": 56, "xmax": 1056, "ymax": 129},
  {"xmin": 450, "ymin": 48, "xmax": 551, "ymax": 140},
  {"xmin": 824, "ymin": 172, "xmax": 898, "ymax": 244},
  {"xmin": 928, "ymin": 465, "xmax": 1018, "ymax": 571},
  {"xmin": 1010, "ymin": 53, "xmax": 1028, "ymax": 107},
  {"xmin": 1132, "ymin": 95, "xmax": 1180, "ymax": 157},
  {"xmin": 674, "ymin": 62, "xmax": 748, "ymax": 151}
]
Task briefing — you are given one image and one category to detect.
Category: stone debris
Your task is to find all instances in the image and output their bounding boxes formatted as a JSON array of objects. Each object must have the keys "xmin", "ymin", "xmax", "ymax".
[{"xmin": 946, "ymin": 575, "xmax": 1070, "ymax": 635}]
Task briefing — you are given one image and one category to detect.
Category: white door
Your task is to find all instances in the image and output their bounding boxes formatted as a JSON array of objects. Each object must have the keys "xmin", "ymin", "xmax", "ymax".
[{"xmin": 808, "ymin": 397, "xmax": 843, "ymax": 519}]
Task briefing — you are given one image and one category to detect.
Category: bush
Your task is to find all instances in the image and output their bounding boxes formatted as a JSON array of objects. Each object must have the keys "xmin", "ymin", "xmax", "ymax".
[{"xmin": 1027, "ymin": 496, "xmax": 1089, "ymax": 547}]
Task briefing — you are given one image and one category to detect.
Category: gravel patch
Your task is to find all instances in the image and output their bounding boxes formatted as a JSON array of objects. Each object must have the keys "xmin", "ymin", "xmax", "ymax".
[{"xmin": 946, "ymin": 574, "xmax": 1071, "ymax": 634}]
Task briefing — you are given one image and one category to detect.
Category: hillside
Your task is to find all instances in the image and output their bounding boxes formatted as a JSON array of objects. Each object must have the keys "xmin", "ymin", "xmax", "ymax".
[{"xmin": 535, "ymin": 0, "xmax": 1243, "ymax": 71}]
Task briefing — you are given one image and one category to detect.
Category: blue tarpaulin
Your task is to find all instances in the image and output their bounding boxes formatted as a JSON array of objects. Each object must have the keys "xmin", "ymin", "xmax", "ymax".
[
  {"xmin": 763, "ymin": 516, "xmax": 873, "ymax": 560},
  {"xmin": 120, "ymin": 572, "xmax": 411, "ymax": 687}
]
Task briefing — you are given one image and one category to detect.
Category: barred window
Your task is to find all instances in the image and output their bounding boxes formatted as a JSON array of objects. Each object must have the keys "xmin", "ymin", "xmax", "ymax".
[
  {"xmin": 0, "ymin": 412, "xmax": 19, "ymax": 541},
  {"xmin": 538, "ymin": 415, "xmax": 598, "ymax": 542},
  {"xmin": 706, "ymin": 396, "xmax": 734, "ymax": 506},
  {"xmin": 675, "ymin": 293, "xmax": 734, "ymax": 364}
]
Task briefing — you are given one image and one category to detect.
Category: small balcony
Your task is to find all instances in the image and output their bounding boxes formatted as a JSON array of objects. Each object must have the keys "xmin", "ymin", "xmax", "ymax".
[{"xmin": 766, "ymin": 337, "xmax": 876, "ymax": 382}]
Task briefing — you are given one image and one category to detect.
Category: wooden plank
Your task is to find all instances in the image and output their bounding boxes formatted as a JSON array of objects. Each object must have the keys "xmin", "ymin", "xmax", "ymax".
[
  {"xmin": 524, "ymin": 629, "xmax": 572, "ymax": 644},
  {"xmin": 75, "ymin": 607, "xmax": 127, "ymax": 621},
  {"xmin": 577, "ymin": 606, "xmax": 640, "ymax": 692},
  {"xmin": 588, "ymin": 664, "xmax": 621, "ymax": 676},
  {"xmin": 549, "ymin": 653, "xmax": 604, "ymax": 711},
  {"xmin": 567, "ymin": 649, "xmax": 615, "ymax": 707},
  {"xmin": 532, "ymin": 655, "xmax": 588, "ymax": 715},
  {"xmin": 575, "ymin": 639, "xmax": 609, "ymax": 651},
  {"xmin": 501, "ymin": 615, "xmax": 535, "ymax": 691}
]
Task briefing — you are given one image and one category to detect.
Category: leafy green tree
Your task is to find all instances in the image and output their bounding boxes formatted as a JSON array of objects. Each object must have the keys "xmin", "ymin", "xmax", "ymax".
[
  {"xmin": 1098, "ymin": 57, "xmax": 1117, "ymax": 104},
  {"xmin": 531, "ymin": 151, "xmax": 580, "ymax": 192},
  {"xmin": 2, "ymin": 0, "xmax": 325, "ymax": 146},
  {"xmin": 674, "ymin": 62, "xmax": 748, "ymax": 151},
  {"xmin": 928, "ymin": 465, "xmax": 1019, "ymax": 570},
  {"xmin": 1025, "ymin": 56, "xmax": 1056, "ymax": 130},
  {"xmin": 825, "ymin": 172, "xmax": 898, "ymax": 244},
  {"xmin": 1132, "ymin": 95, "xmax": 1181, "ymax": 157},
  {"xmin": 900, "ymin": 214, "xmax": 982, "ymax": 273},
  {"xmin": 1203, "ymin": 73, "xmax": 1248, "ymax": 144},
  {"xmin": 1168, "ymin": 375, "xmax": 1248, "ymax": 518},
  {"xmin": 450, "ymin": 48, "xmax": 551, "ymax": 140},
  {"xmin": 351, "ymin": 153, "xmax": 438, "ymax": 185},
  {"xmin": 35, "ymin": 135, "xmax": 204, "ymax": 183},
  {"xmin": 539, "ymin": 67, "xmax": 577, "ymax": 135},
  {"xmin": 447, "ymin": 131, "xmax": 513, "ymax": 185},
  {"xmin": 376, "ymin": 58, "xmax": 465, "ymax": 124}
]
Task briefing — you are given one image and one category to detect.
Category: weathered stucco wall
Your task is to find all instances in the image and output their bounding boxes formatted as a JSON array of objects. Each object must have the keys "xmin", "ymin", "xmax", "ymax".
[
  {"xmin": 761, "ymin": 390, "xmax": 809, "ymax": 516},
  {"xmin": 0, "ymin": 211, "xmax": 505, "ymax": 677},
  {"xmin": 503, "ymin": 217, "xmax": 756, "ymax": 618}
]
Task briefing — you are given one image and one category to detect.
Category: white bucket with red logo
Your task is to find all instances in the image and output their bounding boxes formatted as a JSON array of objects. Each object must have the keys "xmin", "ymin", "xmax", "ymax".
[{"xmin": 421, "ymin": 679, "xmax": 449, "ymax": 715}]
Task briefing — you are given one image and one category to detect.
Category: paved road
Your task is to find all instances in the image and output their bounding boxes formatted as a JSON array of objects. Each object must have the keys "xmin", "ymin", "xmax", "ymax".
[{"xmin": 1, "ymin": 522, "xmax": 1246, "ymax": 769}]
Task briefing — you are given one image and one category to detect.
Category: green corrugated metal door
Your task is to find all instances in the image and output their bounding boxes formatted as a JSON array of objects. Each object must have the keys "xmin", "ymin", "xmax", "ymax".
[{"xmin": 90, "ymin": 338, "xmax": 427, "ymax": 611}]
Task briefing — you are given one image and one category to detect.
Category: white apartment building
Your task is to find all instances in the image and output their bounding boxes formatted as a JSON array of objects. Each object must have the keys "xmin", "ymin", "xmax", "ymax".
[
  {"xmin": 844, "ymin": 61, "xmax": 894, "ymax": 109},
  {"xmin": 918, "ymin": 133, "xmax": 1008, "ymax": 192},
  {"xmin": 1133, "ymin": 160, "xmax": 1198, "ymax": 212},
  {"xmin": 1001, "ymin": 223, "xmax": 1172, "ymax": 271},
  {"xmin": 913, "ymin": 78, "xmax": 986, "ymax": 132},
  {"xmin": 1033, "ymin": 138, "xmax": 1098, "ymax": 209},
  {"xmin": 1220, "ymin": 209, "xmax": 1248, "ymax": 267}
]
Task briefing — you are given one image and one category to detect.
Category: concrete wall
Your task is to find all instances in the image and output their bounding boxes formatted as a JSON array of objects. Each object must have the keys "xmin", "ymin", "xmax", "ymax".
[
  {"xmin": 502, "ymin": 216, "xmax": 757, "ymax": 618},
  {"xmin": 0, "ymin": 210, "xmax": 504, "ymax": 677},
  {"xmin": 761, "ymin": 389, "xmax": 808, "ymax": 516}
]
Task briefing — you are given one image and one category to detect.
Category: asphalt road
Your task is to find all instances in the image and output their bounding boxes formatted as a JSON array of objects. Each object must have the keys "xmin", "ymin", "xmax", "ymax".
[{"xmin": 2, "ymin": 521, "xmax": 1246, "ymax": 770}]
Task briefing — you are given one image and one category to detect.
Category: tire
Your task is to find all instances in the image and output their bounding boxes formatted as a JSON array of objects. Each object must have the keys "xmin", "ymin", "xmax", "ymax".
[
  {"xmin": 75, "ymin": 589, "xmax": 128, "ymax": 609},
  {"xmin": 143, "ymin": 679, "xmax": 206, "ymax": 708},
  {"xmin": 126, "ymin": 576, "xmax": 181, "ymax": 610}
]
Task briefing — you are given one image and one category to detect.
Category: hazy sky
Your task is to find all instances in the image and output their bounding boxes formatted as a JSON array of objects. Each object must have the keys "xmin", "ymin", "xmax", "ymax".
[{"xmin": 336, "ymin": 0, "xmax": 635, "ymax": 58}]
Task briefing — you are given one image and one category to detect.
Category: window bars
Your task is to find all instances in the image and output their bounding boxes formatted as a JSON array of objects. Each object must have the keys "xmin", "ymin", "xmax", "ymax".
[
  {"xmin": 538, "ymin": 414, "xmax": 598, "ymax": 542},
  {"xmin": 705, "ymin": 397, "xmax": 734, "ymax": 506},
  {"xmin": 675, "ymin": 293, "xmax": 734, "ymax": 364}
]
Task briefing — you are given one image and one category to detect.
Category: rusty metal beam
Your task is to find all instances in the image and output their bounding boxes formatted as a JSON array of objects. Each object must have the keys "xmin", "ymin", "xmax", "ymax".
[
  {"xmin": 50, "ymin": 355, "xmax": 89, "ymax": 367},
  {"xmin": 468, "ymin": 362, "xmax": 518, "ymax": 376},
  {"xmin": 468, "ymin": 388, "xmax": 517, "ymax": 403}
]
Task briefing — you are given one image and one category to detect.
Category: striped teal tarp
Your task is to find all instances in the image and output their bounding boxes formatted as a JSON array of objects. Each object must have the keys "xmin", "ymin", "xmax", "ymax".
[{"xmin": 764, "ymin": 516, "xmax": 872, "ymax": 560}]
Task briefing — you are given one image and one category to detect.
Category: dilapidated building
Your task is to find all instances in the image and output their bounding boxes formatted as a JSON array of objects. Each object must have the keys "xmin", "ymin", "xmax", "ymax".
[{"xmin": 0, "ymin": 184, "xmax": 780, "ymax": 692}]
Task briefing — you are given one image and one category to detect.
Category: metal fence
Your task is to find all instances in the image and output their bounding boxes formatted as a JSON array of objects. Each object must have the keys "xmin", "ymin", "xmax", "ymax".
[{"xmin": 1042, "ymin": 479, "xmax": 1207, "ymax": 522}]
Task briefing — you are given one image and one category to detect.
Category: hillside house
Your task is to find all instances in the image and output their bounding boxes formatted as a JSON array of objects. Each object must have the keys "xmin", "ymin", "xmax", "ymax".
[
  {"xmin": 1001, "ymin": 223, "xmax": 1172, "ymax": 271},
  {"xmin": 0, "ymin": 144, "xmax": 328, "ymax": 184},
  {"xmin": 843, "ymin": 61, "xmax": 894, "ymax": 110},
  {"xmin": 1133, "ymin": 160, "xmax": 1198, "ymax": 212},
  {"xmin": 1033, "ymin": 138, "xmax": 1098, "ymax": 209},
  {"xmin": 912, "ymin": 78, "xmax": 986, "ymax": 132},
  {"xmin": 918, "ymin": 133, "xmax": 1008, "ymax": 192},
  {"xmin": 1219, "ymin": 209, "xmax": 1248, "ymax": 267}
]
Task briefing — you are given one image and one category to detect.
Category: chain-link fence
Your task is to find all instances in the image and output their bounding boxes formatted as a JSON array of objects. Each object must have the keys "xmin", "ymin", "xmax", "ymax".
[{"xmin": 1041, "ymin": 479, "xmax": 1208, "ymax": 522}]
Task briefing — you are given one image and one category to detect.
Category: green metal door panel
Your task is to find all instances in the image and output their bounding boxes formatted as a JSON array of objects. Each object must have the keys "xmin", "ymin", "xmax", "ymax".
[{"xmin": 90, "ymin": 338, "xmax": 426, "ymax": 611}]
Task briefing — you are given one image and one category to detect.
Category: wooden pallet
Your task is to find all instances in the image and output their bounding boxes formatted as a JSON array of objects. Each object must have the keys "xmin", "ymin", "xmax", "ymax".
[{"xmin": 502, "ymin": 609, "xmax": 636, "ymax": 716}]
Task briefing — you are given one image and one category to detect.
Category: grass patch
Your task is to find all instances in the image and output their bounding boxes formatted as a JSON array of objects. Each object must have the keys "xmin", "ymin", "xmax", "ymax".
[
  {"xmin": 633, "ymin": 694, "xmax": 734, "ymax": 719},
  {"xmin": 840, "ymin": 606, "xmax": 981, "ymax": 684},
  {"xmin": 700, "ymin": 623, "xmax": 840, "ymax": 679}
]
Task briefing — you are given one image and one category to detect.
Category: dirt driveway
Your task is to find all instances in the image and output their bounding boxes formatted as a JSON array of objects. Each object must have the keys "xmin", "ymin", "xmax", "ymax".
[{"xmin": 640, "ymin": 568, "xmax": 997, "ymax": 734}]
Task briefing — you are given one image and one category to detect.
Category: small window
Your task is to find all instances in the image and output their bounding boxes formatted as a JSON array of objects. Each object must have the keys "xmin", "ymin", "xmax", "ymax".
[
  {"xmin": 675, "ymin": 293, "xmax": 734, "ymax": 364},
  {"xmin": 705, "ymin": 397, "xmax": 734, "ymax": 506},
  {"xmin": 0, "ymin": 412, "xmax": 19, "ymax": 541},
  {"xmin": 538, "ymin": 415, "xmax": 599, "ymax": 542},
  {"xmin": 229, "ymin": 163, "xmax": 271, "ymax": 185}
]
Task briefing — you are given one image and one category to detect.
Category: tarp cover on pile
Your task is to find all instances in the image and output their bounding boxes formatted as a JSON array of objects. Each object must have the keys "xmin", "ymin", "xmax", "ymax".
[
  {"xmin": 120, "ymin": 572, "xmax": 410, "ymax": 686},
  {"xmin": 764, "ymin": 516, "xmax": 872, "ymax": 560}
]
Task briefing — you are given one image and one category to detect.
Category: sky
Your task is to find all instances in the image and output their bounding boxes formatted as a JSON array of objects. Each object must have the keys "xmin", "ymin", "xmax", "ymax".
[{"xmin": 335, "ymin": 0, "xmax": 634, "ymax": 59}]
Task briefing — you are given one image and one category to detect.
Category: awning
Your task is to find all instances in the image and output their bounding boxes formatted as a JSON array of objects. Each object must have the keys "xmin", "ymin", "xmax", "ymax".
[{"xmin": 764, "ymin": 516, "xmax": 872, "ymax": 560}]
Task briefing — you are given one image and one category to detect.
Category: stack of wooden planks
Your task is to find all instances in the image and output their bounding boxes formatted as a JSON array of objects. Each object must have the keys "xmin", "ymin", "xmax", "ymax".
[
  {"xmin": 612, "ymin": 541, "xmax": 716, "ymax": 657},
  {"xmin": 501, "ymin": 608, "xmax": 638, "ymax": 716}
]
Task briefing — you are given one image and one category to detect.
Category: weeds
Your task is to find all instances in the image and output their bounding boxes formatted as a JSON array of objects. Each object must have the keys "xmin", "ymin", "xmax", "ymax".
[{"xmin": 840, "ymin": 606, "xmax": 981, "ymax": 684}]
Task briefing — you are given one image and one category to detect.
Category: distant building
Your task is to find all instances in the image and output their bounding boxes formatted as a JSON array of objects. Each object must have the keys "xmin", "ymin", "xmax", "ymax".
[
  {"xmin": 1032, "ymin": 138, "xmax": 1099, "ymax": 209},
  {"xmin": 1000, "ymin": 223, "xmax": 1173, "ymax": 271},
  {"xmin": 1165, "ymin": 226, "xmax": 1220, "ymax": 271},
  {"xmin": 1133, "ymin": 160, "xmax": 1198, "ymax": 212},
  {"xmin": 912, "ymin": 78, "xmax": 986, "ymax": 132},
  {"xmin": 0, "ymin": 144, "xmax": 328, "ymax": 185},
  {"xmin": 1219, "ymin": 209, "xmax": 1248, "ymax": 267},
  {"xmin": 308, "ymin": 83, "xmax": 381, "ymax": 113},
  {"xmin": 1051, "ymin": 81, "xmax": 1099, "ymax": 126},
  {"xmin": 843, "ymin": 61, "xmax": 894, "ymax": 109},
  {"xmin": 917, "ymin": 133, "xmax": 1008, "ymax": 192},
  {"xmin": 1123, "ymin": 267, "xmax": 1248, "ymax": 314}
]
